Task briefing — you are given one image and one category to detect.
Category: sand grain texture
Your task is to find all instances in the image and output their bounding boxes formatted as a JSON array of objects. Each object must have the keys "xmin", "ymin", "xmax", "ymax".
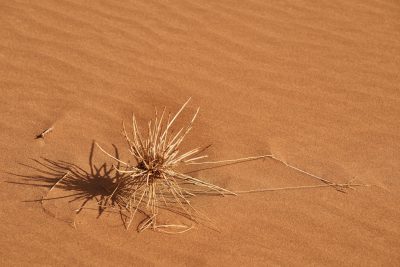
[{"xmin": 1, "ymin": 0, "xmax": 400, "ymax": 266}]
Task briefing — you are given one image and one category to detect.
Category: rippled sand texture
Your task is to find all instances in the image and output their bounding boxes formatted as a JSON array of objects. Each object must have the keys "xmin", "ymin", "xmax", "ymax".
[{"xmin": 1, "ymin": 0, "xmax": 399, "ymax": 266}]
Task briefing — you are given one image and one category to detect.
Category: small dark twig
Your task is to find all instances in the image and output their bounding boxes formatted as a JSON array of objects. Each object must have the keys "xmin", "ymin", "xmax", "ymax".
[{"xmin": 35, "ymin": 126, "xmax": 54, "ymax": 139}]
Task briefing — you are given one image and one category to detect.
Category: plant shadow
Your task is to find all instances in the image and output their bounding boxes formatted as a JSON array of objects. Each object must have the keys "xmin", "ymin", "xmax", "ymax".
[{"xmin": 7, "ymin": 141, "xmax": 133, "ymax": 226}]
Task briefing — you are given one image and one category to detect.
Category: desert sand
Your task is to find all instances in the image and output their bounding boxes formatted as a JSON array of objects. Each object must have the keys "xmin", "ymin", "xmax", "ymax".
[{"xmin": 1, "ymin": 0, "xmax": 400, "ymax": 266}]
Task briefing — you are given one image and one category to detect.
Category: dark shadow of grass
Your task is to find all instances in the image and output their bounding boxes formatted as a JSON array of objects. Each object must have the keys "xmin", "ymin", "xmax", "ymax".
[{"xmin": 6, "ymin": 141, "xmax": 130, "ymax": 222}]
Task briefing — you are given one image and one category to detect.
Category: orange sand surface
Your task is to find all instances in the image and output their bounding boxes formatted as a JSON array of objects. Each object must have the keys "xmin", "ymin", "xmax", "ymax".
[{"xmin": 1, "ymin": 0, "xmax": 400, "ymax": 266}]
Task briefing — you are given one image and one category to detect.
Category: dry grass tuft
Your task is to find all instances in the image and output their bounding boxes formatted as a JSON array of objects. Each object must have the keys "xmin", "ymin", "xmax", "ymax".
[
  {"xmin": 95, "ymin": 98, "xmax": 366, "ymax": 233},
  {"xmin": 96, "ymin": 99, "xmax": 247, "ymax": 232}
]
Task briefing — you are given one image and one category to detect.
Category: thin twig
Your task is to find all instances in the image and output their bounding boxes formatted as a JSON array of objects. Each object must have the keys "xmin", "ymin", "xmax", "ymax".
[
  {"xmin": 41, "ymin": 172, "xmax": 70, "ymax": 204},
  {"xmin": 35, "ymin": 126, "xmax": 54, "ymax": 139},
  {"xmin": 235, "ymin": 183, "xmax": 368, "ymax": 194}
]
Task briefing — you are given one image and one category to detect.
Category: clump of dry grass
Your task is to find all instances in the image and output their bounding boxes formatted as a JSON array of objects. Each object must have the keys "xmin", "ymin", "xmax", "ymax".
[
  {"xmin": 96, "ymin": 98, "xmax": 365, "ymax": 233},
  {"xmin": 96, "ymin": 99, "xmax": 250, "ymax": 232}
]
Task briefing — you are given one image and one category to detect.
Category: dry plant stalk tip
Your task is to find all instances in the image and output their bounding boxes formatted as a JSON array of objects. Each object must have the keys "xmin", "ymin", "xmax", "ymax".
[
  {"xmin": 94, "ymin": 98, "xmax": 366, "ymax": 233},
  {"xmin": 36, "ymin": 126, "xmax": 54, "ymax": 139}
]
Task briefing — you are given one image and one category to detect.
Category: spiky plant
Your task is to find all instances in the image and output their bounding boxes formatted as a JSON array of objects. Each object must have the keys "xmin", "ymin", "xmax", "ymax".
[{"xmin": 96, "ymin": 99, "xmax": 267, "ymax": 233}]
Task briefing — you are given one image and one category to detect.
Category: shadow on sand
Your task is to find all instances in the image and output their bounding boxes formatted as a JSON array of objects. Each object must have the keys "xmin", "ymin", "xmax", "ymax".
[{"xmin": 7, "ymin": 141, "xmax": 134, "ymax": 227}]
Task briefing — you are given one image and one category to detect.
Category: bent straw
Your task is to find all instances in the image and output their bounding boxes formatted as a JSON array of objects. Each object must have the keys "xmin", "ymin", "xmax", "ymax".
[
  {"xmin": 40, "ymin": 172, "xmax": 76, "ymax": 226},
  {"xmin": 41, "ymin": 172, "xmax": 70, "ymax": 204}
]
